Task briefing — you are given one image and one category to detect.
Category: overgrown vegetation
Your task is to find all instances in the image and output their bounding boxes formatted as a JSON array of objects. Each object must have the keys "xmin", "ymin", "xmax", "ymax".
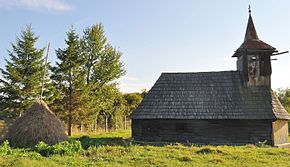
[{"xmin": 0, "ymin": 130, "xmax": 289, "ymax": 167}]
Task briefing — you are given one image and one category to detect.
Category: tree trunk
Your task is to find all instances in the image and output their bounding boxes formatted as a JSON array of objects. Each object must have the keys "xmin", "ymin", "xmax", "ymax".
[
  {"xmin": 105, "ymin": 115, "xmax": 108, "ymax": 132},
  {"xmin": 86, "ymin": 59, "xmax": 91, "ymax": 84},
  {"xmin": 115, "ymin": 116, "xmax": 118, "ymax": 130},
  {"xmin": 79, "ymin": 120, "xmax": 83, "ymax": 133},
  {"xmin": 93, "ymin": 120, "xmax": 95, "ymax": 132},
  {"xmin": 68, "ymin": 112, "xmax": 72, "ymax": 136},
  {"xmin": 95, "ymin": 118, "xmax": 98, "ymax": 132},
  {"xmin": 124, "ymin": 115, "xmax": 127, "ymax": 130},
  {"xmin": 68, "ymin": 68, "xmax": 73, "ymax": 136}
]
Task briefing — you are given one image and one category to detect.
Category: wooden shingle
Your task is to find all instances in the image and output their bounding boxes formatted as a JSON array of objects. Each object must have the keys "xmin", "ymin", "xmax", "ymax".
[{"xmin": 131, "ymin": 71, "xmax": 290, "ymax": 120}]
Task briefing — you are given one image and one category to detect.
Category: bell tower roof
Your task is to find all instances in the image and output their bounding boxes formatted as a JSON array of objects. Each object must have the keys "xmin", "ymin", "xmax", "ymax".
[
  {"xmin": 233, "ymin": 6, "xmax": 276, "ymax": 57},
  {"xmin": 244, "ymin": 13, "xmax": 259, "ymax": 41}
]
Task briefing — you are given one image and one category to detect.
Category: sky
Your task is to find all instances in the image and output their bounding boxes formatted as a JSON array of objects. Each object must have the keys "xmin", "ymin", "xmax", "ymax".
[{"xmin": 0, "ymin": 0, "xmax": 290, "ymax": 93}]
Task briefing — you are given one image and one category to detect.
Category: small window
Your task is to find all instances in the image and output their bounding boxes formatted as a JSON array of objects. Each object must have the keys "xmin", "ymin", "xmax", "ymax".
[{"xmin": 176, "ymin": 123, "xmax": 189, "ymax": 133}]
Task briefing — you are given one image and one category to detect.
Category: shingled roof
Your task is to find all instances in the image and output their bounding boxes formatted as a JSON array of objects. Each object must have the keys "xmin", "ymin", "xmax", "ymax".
[{"xmin": 131, "ymin": 71, "xmax": 290, "ymax": 120}]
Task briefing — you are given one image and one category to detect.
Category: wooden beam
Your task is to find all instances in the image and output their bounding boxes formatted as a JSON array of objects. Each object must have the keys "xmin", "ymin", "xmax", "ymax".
[{"xmin": 272, "ymin": 51, "xmax": 289, "ymax": 56}]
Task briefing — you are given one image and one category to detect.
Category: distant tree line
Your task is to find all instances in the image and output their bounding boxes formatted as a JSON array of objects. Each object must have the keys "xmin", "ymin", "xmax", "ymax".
[{"xmin": 0, "ymin": 24, "xmax": 146, "ymax": 135}]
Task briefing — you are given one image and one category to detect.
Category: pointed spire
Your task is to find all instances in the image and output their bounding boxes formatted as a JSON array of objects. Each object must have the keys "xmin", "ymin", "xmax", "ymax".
[
  {"xmin": 232, "ymin": 6, "xmax": 276, "ymax": 57},
  {"xmin": 244, "ymin": 6, "xmax": 259, "ymax": 41}
]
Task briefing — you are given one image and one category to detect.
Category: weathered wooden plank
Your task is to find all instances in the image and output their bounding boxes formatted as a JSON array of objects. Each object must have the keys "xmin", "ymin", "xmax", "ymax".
[
  {"xmin": 272, "ymin": 120, "xmax": 289, "ymax": 145},
  {"xmin": 132, "ymin": 119, "xmax": 273, "ymax": 145}
]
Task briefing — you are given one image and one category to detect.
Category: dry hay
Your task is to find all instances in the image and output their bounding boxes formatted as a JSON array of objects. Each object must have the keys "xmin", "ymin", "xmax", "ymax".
[{"xmin": 4, "ymin": 100, "xmax": 67, "ymax": 147}]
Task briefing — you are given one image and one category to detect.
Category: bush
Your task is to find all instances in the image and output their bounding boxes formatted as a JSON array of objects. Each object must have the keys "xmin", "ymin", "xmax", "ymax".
[
  {"xmin": 0, "ymin": 140, "xmax": 12, "ymax": 155},
  {"xmin": 34, "ymin": 142, "xmax": 53, "ymax": 156},
  {"xmin": 34, "ymin": 140, "xmax": 83, "ymax": 156},
  {"xmin": 79, "ymin": 135, "xmax": 91, "ymax": 149},
  {"xmin": 52, "ymin": 140, "xmax": 83, "ymax": 155}
]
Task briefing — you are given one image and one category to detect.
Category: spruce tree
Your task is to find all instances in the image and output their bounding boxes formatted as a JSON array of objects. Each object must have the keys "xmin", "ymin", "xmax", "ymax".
[
  {"xmin": 0, "ymin": 26, "xmax": 48, "ymax": 118},
  {"xmin": 51, "ymin": 27, "xmax": 86, "ymax": 136}
]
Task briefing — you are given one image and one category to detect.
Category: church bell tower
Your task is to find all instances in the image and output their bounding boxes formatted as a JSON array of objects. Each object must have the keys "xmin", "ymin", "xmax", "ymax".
[{"xmin": 232, "ymin": 7, "xmax": 278, "ymax": 87}]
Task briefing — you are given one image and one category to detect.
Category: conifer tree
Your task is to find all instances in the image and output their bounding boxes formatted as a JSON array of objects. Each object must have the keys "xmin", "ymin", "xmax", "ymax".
[
  {"xmin": 51, "ymin": 27, "xmax": 86, "ymax": 136},
  {"xmin": 0, "ymin": 26, "xmax": 49, "ymax": 118}
]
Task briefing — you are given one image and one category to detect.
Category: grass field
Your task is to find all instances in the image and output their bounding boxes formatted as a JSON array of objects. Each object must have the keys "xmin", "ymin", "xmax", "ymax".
[{"xmin": 0, "ymin": 130, "xmax": 289, "ymax": 167}]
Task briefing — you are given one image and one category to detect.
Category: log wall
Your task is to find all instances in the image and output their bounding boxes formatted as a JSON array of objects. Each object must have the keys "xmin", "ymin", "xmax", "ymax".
[{"xmin": 132, "ymin": 119, "xmax": 273, "ymax": 145}]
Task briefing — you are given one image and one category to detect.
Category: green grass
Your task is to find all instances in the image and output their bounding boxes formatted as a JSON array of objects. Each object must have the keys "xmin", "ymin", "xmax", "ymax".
[{"xmin": 0, "ymin": 130, "xmax": 290, "ymax": 167}]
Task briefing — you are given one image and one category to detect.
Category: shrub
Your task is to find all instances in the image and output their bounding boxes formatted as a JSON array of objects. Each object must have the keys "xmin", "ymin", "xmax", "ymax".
[
  {"xmin": 0, "ymin": 140, "xmax": 12, "ymax": 155},
  {"xmin": 34, "ymin": 140, "xmax": 83, "ymax": 156},
  {"xmin": 52, "ymin": 140, "xmax": 83, "ymax": 155},
  {"xmin": 35, "ymin": 142, "xmax": 53, "ymax": 156},
  {"xmin": 79, "ymin": 135, "xmax": 91, "ymax": 149}
]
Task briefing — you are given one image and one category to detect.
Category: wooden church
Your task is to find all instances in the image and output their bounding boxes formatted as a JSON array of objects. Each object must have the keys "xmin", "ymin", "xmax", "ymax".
[{"xmin": 131, "ymin": 9, "xmax": 290, "ymax": 146}]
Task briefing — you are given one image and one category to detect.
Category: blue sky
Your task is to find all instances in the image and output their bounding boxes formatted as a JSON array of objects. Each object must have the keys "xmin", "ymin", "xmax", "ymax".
[{"xmin": 0, "ymin": 0, "xmax": 290, "ymax": 92}]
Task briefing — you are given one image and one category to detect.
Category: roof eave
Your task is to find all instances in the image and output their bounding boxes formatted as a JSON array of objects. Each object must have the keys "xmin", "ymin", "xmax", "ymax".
[{"xmin": 232, "ymin": 48, "xmax": 277, "ymax": 57}]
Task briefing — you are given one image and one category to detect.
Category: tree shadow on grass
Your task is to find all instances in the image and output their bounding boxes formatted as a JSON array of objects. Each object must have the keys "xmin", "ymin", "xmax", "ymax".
[
  {"xmin": 74, "ymin": 135, "xmax": 195, "ymax": 149},
  {"xmin": 75, "ymin": 136, "xmax": 132, "ymax": 149}
]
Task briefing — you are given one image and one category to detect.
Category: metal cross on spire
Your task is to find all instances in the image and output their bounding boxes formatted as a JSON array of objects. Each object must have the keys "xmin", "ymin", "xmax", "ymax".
[{"xmin": 248, "ymin": 5, "xmax": 251, "ymax": 15}]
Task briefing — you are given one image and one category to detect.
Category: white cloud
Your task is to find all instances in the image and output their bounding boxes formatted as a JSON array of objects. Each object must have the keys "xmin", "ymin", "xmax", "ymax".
[
  {"xmin": 117, "ymin": 82, "xmax": 150, "ymax": 93},
  {"xmin": 0, "ymin": 0, "xmax": 73, "ymax": 12},
  {"xmin": 117, "ymin": 75, "xmax": 151, "ymax": 93}
]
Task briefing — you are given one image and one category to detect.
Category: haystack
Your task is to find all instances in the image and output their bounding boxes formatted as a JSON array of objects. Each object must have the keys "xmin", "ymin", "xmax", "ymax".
[{"xmin": 4, "ymin": 100, "xmax": 67, "ymax": 147}]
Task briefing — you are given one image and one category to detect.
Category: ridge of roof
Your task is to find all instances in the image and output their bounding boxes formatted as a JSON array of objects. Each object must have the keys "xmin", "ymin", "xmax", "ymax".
[{"xmin": 161, "ymin": 70, "xmax": 238, "ymax": 75}]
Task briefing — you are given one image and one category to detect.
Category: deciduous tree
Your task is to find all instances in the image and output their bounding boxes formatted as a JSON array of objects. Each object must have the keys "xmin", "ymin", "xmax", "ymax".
[
  {"xmin": 81, "ymin": 23, "xmax": 125, "ymax": 85},
  {"xmin": 276, "ymin": 88, "xmax": 290, "ymax": 113}
]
